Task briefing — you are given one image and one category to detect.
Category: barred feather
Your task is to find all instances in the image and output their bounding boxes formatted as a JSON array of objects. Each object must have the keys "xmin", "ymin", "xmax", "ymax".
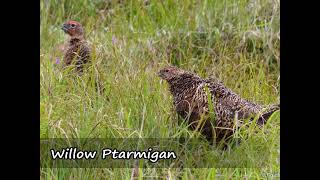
[{"xmin": 158, "ymin": 66, "xmax": 279, "ymax": 142}]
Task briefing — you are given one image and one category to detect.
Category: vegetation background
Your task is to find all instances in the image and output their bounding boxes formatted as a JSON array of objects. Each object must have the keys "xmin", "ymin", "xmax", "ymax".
[{"xmin": 40, "ymin": 0, "xmax": 280, "ymax": 179}]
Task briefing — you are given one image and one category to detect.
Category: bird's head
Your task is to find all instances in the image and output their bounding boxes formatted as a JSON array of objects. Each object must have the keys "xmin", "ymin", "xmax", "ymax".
[
  {"xmin": 61, "ymin": 20, "xmax": 84, "ymax": 38},
  {"xmin": 157, "ymin": 66, "xmax": 185, "ymax": 81}
]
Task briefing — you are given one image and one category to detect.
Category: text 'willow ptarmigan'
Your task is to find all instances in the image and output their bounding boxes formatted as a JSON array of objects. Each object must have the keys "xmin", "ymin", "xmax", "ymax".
[
  {"xmin": 158, "ymin": 66, "xmax": 279, "ymax": 143},
  {"xmin": 61, "ymin": 20, "xmax": 91, "ymax": 72}
]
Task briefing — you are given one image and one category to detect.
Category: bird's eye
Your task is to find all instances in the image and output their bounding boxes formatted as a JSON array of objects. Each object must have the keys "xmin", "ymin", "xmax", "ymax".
[{"xmin": 70, "ymin": 24, "xmax": 76, "ymax": 28}]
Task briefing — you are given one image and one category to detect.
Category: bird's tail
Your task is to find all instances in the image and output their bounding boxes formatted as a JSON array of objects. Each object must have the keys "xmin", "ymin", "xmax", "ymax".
[{"xmin": 257, "ymin": 104, "xmax": 280, "ymax": 126}]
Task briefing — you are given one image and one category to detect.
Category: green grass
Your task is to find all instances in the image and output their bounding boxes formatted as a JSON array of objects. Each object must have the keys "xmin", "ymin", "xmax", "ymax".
[{"xmin": 40, "ymin": 0, "xmax": 280, "ymax": 179}]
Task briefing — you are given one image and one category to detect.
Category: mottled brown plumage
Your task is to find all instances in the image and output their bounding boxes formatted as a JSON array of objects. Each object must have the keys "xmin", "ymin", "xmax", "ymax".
[
  {"xmin": 158, "ymin": 66, "xmax": 279, "ymax": 143},
  {"xmin": 61, "ymin": 20, "xmax": 91, "ymax": 72}
]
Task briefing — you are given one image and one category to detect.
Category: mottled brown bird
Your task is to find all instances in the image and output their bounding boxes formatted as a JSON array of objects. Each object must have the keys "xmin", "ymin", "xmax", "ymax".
[
  {"xmin": 61, "ymin": 20, "xmax": 91, "ymax": 72},
  {"xmin": 158, "ymin": 66, "xmax": 279, "ymax": 143}
]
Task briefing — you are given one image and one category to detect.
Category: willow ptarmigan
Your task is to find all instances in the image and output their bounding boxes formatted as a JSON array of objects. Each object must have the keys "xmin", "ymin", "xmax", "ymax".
[
  {"xmin": 61, "ymin": 20, "xmax": 91, "ymax": 72},
  {"xmin": 158, "ymin": 66, "xmax": 279, "ymax": 142}
]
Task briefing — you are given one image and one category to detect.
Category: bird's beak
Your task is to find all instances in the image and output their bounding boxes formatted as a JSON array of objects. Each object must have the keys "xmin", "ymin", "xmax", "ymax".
[{"xmin": 61, "ymin": 24, "xmax": 69, "ymax": 32}]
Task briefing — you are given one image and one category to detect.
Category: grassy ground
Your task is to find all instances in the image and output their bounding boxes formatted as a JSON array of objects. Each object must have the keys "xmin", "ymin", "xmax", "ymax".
[{"xmin": 40, "ymin": 0, "xmax": 280, "ymax": 179}]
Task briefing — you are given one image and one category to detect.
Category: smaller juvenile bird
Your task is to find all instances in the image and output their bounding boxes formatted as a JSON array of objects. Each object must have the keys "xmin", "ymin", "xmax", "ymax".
[
  {"xmin": 61, "ymin": 20, "xmax": 91, "ymax": 72},
  {"xmin": 158, "ymin": 66, "xmax": 279, "ymax": 143}
]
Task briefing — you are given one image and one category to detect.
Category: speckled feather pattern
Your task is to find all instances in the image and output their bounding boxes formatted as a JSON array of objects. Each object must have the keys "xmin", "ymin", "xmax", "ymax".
[
  {"xmin": 161, "ymin": 67, "xmax": 279, "ymax": 141},
  {"xmin": 64, "ymin": 38, "xmax": 91, "ymax": 72}
]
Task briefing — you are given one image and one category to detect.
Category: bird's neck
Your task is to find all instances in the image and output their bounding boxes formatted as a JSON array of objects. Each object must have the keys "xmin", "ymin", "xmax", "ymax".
[
  {"xmin": 69, "ymin": 36, "xmax": 85, "ymax": 45},
  {"xmin": 168, "ymin": 75, "xmax": 203, "ymax": 96}
]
